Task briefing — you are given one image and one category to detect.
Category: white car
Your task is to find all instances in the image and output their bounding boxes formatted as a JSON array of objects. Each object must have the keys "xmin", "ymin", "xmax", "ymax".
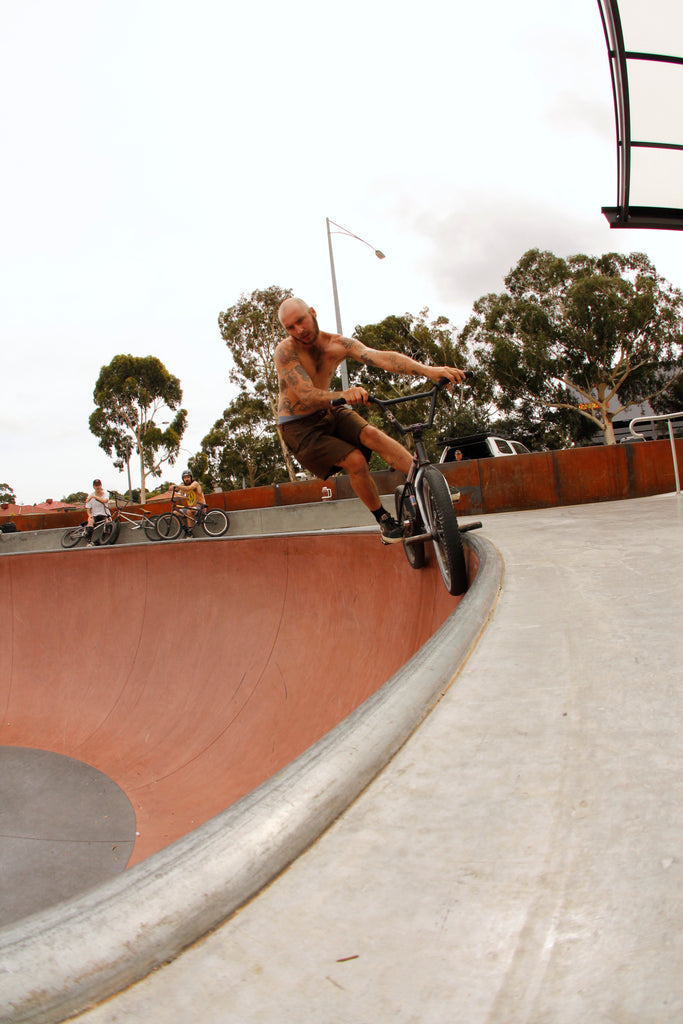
[{"xmin": 439, "ymin": 433, "xmax": 531, "ymax": 462}]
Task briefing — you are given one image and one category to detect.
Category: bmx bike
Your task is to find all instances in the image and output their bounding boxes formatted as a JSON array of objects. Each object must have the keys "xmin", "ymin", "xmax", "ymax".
[
  {"xmin": 60, "ymin": 514, "xmax": 118, "ymax": 549},
  {"xmin": 108, "ymin": 492, "xmax": 164, "ymax": 542},
  {"xmin": 334, "ymin": 375, "xmax": 480, "ymax": 595},
  {"xmin": 155, "ymin": 488, "xmax": 230, "ymax": 540}
]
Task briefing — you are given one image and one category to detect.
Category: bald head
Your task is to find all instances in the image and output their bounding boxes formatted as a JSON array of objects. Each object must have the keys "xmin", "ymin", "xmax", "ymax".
[
  {"xmin": 278, "ymin": 297, "xmax": 320, "ymax": 345},
  {"xmin": 278, "ymin": 297, "xmax": 310, "ymax": 325}
]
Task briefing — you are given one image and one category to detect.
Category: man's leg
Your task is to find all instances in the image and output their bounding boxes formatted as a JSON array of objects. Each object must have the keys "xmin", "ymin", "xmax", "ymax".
[
  {"xmin": 336, "ymin": 448, "xmax": 404, "ymax": 544},
  {"xmin": 281, "ymin": 414, "xmax": 404, "ymax": 542},
  {"xmin": 86, "ymin": 515, "xmax": 105, "ymax": 545},
  {"xmin": 358, "ymin": 424, "xmax": 413, "ymax": 475},
  {"xmin": 337, "ymin": 449, "xmax": 383, "ymax": 510}
]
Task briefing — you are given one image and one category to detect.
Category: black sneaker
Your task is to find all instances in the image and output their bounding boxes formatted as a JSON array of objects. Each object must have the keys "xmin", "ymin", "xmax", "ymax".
[{"xmin": 379, "ymin": 513, "xmax": 404, "ymax": 545}]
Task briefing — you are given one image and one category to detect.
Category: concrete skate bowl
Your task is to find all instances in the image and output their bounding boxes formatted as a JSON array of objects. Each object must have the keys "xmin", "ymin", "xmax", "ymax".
[{"xmin": 0, "ymin": 530, "xmax": 501, "ymax": 1024}]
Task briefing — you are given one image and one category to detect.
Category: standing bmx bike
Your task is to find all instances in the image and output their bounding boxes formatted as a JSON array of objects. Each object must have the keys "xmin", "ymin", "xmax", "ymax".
[
  {"xmin": 108, "ymin": 492, "xmax": 164, "ymax": 542},
  {"xmin": 155, "ymin": 488, "xmax": 230, "ymax": 540},
  {"xmin": 334, "ymin": 375, "xmax": 480, "ymax": 595}
]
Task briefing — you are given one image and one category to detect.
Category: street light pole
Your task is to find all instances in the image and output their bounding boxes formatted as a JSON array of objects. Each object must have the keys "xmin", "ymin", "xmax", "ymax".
[{"xmin": 326, "ymin": 218, "xmax": 385, "ymax": 390}]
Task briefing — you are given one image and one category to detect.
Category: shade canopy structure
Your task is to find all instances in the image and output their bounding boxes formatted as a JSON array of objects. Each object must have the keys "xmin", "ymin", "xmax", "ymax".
[{"xmin": 598, "ymin": 0, "xmax": 683, "ymax": 229}]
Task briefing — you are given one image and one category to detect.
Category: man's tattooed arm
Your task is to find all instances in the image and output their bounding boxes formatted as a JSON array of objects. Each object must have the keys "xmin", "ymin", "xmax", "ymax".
[
  {"xmin": 276, "ymin": 349, "xmax": 332, "ymax": 415},
  {"xmin": 342, "ymin": 337, "xmax": 465, "ymax": 384},
  {"xmin": 343, "ymin": 337, "xmax": 428, "ymax": 376}
]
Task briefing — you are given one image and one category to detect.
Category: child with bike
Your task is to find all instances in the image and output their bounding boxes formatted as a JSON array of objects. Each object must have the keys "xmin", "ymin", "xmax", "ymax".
[{"xmin": 275, "ymin": 297, "xmax": 467, "ymax": 544}]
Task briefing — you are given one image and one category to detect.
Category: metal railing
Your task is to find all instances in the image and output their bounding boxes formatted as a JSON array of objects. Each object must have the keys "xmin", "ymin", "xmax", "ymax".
[{"xmin": 630, "ymin": 411, "xmax": 683, "ymax": 493}]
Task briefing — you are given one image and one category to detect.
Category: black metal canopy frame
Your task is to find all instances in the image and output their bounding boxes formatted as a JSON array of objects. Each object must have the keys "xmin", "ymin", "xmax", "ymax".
[{"xmin": 597, "ymin": 0, "xmax": 683, "ymax": 229}]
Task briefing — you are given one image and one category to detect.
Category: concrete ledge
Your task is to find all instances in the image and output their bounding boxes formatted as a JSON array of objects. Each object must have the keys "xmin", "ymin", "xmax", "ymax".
[
  {"xmin": 0, "ymin": 497, "xmax": 390, "ymax": 554},
  {"xmin": 0, "ymin": 532, "xmax": 502, "ymax": 1024}
]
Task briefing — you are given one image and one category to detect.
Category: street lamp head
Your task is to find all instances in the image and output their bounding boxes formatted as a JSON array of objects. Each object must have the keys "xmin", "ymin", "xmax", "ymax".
[{"xmin": 375, "ymin": 250, "xmax": 386, "ymax": 259}]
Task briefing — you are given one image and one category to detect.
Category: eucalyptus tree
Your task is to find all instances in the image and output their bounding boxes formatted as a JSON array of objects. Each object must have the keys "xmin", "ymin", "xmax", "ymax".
[
  {"xmin": 353, "ymin": 310, "xmax": 492, "ymax": 451},
  {"xmin": 89, "ymin": 355, "xmax": 187, "ymax": 501},
  {"xmin": 218, "ymin": 285, "xmax": 298, "ymax": 481},
  {"xmin": 461, "ymin": 249, "xmax": 683, "ymax": 445},
  {"xmin": 198, "ymin": 392, "xmax": 289, "ymax": 491}
]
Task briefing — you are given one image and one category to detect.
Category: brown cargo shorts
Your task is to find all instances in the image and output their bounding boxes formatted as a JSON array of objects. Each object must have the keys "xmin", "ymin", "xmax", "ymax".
[{"xmin": 280, "ymin": 406, "xmax": 372, "ymax": 480}]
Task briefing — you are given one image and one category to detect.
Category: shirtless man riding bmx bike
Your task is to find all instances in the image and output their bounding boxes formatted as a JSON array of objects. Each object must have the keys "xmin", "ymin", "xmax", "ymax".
[{"xmin": 276, "ymin": 297, "xmax": 466, "ymax": 543}]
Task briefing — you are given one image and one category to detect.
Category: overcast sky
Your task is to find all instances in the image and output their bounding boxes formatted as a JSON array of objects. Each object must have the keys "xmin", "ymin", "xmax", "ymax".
[{"xmin": 2, "ymin": 0, "xmax": 682, "ymax": 504}]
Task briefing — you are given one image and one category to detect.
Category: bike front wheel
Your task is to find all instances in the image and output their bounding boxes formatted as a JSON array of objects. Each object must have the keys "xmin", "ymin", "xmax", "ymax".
[
  {"xmin": 200, "ymin": 509, "xmax": 229, "ymax": 537},
  {"xmin": 395, "ymin": 484, "xmax": 425, "ymax": 569},
  {"xmin": 422, "ymin": 465, "xmax": 467, "ymax": 596},
  {"xmin": 98, "ymin": 520, "xmax": 120, "ymax": 546},
  {"xmin": 61, "ymin": 526, "xmax": 85, "ymax": 549},
  {"xmin": 156, "ymin": 513, "xmax": 183, "ymax": 540}
]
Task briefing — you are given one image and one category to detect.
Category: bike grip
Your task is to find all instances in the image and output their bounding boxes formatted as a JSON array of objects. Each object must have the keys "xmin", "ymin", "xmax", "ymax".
[
  {"xmin": 463, "ymin": 370, "xmax": 474, "ymax": 379},
  {"xmin": 330, "ymin": 396, "xmax": 347, "ymax": 407}
]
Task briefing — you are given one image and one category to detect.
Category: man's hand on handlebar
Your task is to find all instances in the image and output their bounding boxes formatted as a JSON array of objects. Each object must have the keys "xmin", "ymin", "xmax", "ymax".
[
  {"xmin": 425, "ymin": 366, "xmax": 469, "ymax": 387},
  {"xmin": 335, "ymin": 386, "xmax": 369, "ymax": 407}
]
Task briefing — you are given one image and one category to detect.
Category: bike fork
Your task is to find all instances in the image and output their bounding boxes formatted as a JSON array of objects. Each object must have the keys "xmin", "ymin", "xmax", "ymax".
[{"xmin": 401, "ymin": 463, "xmax": 434, "ymax": 547}]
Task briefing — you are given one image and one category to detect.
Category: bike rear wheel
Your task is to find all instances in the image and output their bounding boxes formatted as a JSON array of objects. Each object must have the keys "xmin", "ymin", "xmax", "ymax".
[
  {"xmin": 141, "ymin": 515, "xmax": 164, "ymax": 541},
  {"xmin": 200, "ymin": 509, "xmax": 229, "ymax": 537},
  {"xmin": 422, "ymin": 465, "xmax": 467, "ymax": 595},
  {"xmin": 61, "ymin": 526, "xmax": 85, "ymax": 549},
  {"xmin": 395, "ymin": 484, "xmax": 425, "ymax": 569},
  {"xmin": 156, "ymin": 513, "xmax": 183, "ymax": 540}
]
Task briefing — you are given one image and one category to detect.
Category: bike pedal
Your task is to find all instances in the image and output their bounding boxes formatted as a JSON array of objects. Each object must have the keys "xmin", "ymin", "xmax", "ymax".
[{"xmin": 459, "ymin": 521, "xmax": 482, "ymax": 533}]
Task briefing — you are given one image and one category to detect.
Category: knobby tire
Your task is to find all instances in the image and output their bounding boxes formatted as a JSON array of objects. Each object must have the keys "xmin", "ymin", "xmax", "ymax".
[{"xmin": 422, "ymin": 465, "xmax": 467, "ymax": 595}]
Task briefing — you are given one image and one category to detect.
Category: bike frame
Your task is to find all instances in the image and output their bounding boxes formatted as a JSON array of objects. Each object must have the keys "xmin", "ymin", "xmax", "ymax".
[
  {"xmin": 335, "ymin": 376, "xmax": 476, "ymax": 595},
  {"xmin": 110, "ymin": 494, "xmax": 157, "ymax": 531},
  {"xmin": 368, "ymin": 381, "xmax": 447, "ymax": 545},
  {"xmin": 167, "ymin": 489, "xmax": 207, "ymax": 533}
]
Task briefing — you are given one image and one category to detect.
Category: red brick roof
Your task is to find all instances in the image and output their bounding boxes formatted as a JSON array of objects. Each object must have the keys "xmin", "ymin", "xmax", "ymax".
[{"xmin": 0, "ymin": 499, "xmax": 81, "ymax": 516}]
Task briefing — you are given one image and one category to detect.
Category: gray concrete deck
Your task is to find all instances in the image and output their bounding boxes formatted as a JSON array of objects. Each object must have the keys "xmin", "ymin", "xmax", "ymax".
[
  {"xmin": 69, "ymin": 493, "xmax": 683, "ymax": 1024},
  {"xmin": 0, "ymin": 495, "xmax": 389, "ymax": 554}
]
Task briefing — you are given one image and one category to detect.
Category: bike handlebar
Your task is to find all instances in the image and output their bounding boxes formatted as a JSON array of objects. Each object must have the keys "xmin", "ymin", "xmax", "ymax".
[
  {"xmin": 330, "ymin": 373, "xmax": 473, "ymax": 435},
  {"xmin": 330, "ymin": 372, "xmax": 472, "ymax": 405}
]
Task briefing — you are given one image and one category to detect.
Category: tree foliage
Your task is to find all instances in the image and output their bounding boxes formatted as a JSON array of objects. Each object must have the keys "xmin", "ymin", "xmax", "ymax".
[
  {"xmin": 651, "ymin": 363, "xmax": 683, "ymax": 416},
  {"xmin": 218, "ymin": 285, "xmax": 298, "ymax": 481},
  {"xmin": 198, "ymin": 392, "xmax": 290, "ymax": 491},
  {"xmin": 89, "ymin": 355, "xmax": 187, "ymax": 501},
  {"xmin": 0, "ymin": 483, "xmax": 16, "ymax": 504},
  {"xmin": 353, "ymin": 310, "xmax": 492, "ymax": 460},
  {"xmin": 460, "ymin": 249, "xmax": 683, "ymax": 445}
]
